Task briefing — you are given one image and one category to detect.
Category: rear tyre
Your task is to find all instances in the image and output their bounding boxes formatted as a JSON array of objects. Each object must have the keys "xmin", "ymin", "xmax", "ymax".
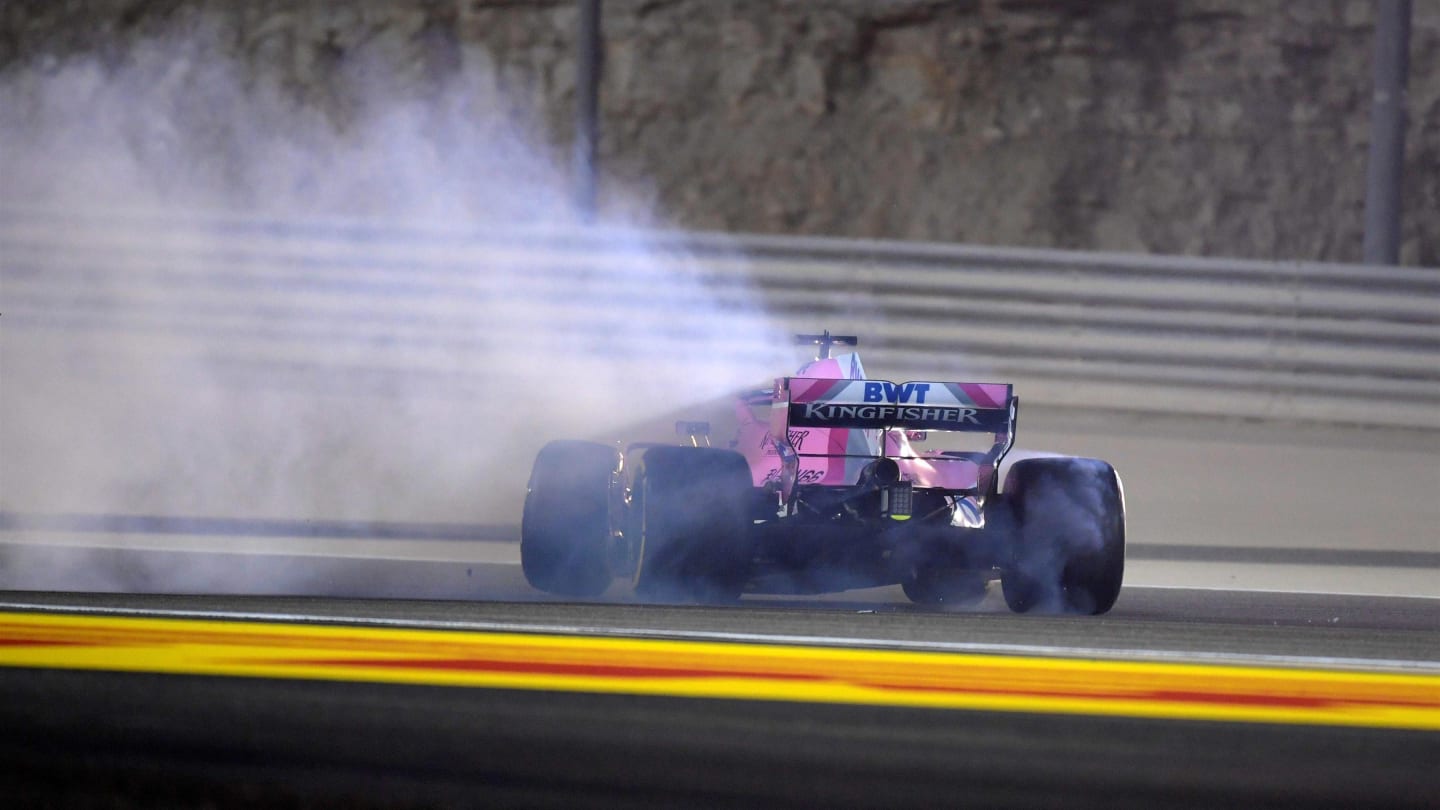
[
  {"xmin": 999, "ymin": 457, "xmax": 1125, "ymax": 615},
  {"xmin": 521, "ymin": 440, "xmax": 619, "ymax": 598},
  {"xmin": 630, "ymin": 446, "xmax": 755, "ymax": 604}
]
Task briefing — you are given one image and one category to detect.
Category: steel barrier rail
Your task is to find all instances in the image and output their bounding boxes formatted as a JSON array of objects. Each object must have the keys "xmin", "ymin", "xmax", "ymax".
[{"xmin": 2, "ymin": 207, "xmax": 1437, "ymax": 430}]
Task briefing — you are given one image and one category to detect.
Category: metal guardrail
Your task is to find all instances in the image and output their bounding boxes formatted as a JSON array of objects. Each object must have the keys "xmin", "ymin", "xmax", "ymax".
[{"xmin": 3, "ymin": 207, "xmax": 1437, "ymax": 430}]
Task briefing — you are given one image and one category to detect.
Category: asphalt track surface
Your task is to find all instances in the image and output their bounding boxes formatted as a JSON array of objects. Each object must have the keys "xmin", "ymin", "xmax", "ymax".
[{"xmin": 1, "ymin": 583, "xmax": 1438, "ymax": 809}]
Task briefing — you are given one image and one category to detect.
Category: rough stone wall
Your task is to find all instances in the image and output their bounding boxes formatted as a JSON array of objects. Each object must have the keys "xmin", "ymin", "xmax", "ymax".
[
  {"xmin": 3, "ymin": 0, "xmax": 1437, "ymax": 264},
  {"xmin": 575, "ymin": 0, "xmax": 1438, "ymax": 264}
]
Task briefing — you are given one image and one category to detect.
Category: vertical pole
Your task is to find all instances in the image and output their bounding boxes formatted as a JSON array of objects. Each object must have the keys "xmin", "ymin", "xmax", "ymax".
[
  {"xmin": 574, "ymin": 0, "xmax": 602, "ymax": 224},
  {"xmin": 1362, "ymin": 0, "xmax": 1411, "ymax": 265}
]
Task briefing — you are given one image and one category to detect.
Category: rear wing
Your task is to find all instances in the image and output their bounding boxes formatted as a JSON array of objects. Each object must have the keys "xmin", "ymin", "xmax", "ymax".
[{"xmin": 783, "ymin": 378, "xmax": 1015, "ymax": 433}]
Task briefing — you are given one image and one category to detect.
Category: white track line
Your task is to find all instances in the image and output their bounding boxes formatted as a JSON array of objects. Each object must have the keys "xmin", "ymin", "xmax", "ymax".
[
  {"xmin": 1129, "ymin": 583, "xmax": 1440, "ymax": 600},
  {"xmin": 0, "ymin": 533, "xmax": 519, "ymax": 563},
  {"xmin": 1, "ymin": 601, "xmax": 1435, "ymax": 674}
]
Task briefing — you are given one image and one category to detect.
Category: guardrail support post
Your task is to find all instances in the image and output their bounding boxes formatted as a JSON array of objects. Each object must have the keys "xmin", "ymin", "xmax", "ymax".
[
  {"xmin": 1362, "ymin": 0, "xmax": 1411, "ymax": 265},
  {"xmin": 574, "ymin": 0, "xmax": 602, "ymax": 224}
]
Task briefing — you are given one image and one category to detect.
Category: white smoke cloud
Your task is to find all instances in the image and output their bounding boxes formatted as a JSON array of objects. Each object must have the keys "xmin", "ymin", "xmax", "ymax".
[{"xmin": 0, "ymin": 16, "xmax": 798, "ymax": 594}]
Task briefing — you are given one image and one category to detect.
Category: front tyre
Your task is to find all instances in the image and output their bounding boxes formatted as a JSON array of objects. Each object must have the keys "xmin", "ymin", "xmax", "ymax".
[
  {"xmin": 630, "ymin": 446, "xmax": 754, "ymax": 604},
  {"xmin": 521, "ymin": 440, "xmax": 619, "ymax": 598},
  {"xmin": 902, "ymin": 568, "xmax": 991, "ymax": 608},
  {"xmin": 999, "ymin": 457, "xmax": 1125, "ymax": 615}
]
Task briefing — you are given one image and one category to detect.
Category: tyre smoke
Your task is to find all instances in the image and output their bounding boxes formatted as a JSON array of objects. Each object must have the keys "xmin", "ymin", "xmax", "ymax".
[{"xmin": 0, "ymin": 18, "xmax": 794, "ymax": 594}]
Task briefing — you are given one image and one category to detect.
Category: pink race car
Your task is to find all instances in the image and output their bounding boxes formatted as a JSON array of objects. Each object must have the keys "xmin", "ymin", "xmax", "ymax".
[{"xmin": 522, "ymin": 333, "xmax": 1125, "ymax": 614}]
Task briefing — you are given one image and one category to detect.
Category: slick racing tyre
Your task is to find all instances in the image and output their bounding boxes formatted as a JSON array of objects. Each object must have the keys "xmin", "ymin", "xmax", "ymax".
[
  {"xmin": 521, "ymin": 440, "xmax": 619, "ymax": 598},
  {"xmin": 630, "ymin": 446, "xmax": 755, "ymax": 604},
  {"xmin": 999, "ymin": 457, "xmax": 1125, "ymax": 615}
]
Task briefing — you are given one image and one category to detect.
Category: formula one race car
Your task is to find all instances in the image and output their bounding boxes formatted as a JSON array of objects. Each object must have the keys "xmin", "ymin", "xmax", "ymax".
[{"xmin": 521, "ymin": 333, "xmax": 1125, "ymax": 614}]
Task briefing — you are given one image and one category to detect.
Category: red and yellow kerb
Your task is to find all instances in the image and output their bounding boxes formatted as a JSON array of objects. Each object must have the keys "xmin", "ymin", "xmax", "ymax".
[{"xmin": 0, "ymin": 611, "xmax": 1436, "ymax": 731}]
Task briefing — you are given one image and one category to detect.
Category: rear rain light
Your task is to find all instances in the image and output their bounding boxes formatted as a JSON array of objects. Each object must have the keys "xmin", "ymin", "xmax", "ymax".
[{"xmin": 883, "ymin": 481, "xmax": 913, "ymax": 521}]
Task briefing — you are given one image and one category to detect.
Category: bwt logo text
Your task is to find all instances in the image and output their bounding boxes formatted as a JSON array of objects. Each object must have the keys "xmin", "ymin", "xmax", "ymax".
[{"xmin": 863, "ymin": 382, "xmax": 931, "ymax": 403}]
